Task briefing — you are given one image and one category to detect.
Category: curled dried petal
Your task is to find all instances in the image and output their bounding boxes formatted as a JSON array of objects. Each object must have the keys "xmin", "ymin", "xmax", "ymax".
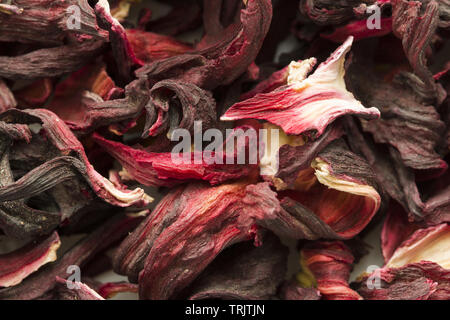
[
  {"xmin": 0, "ymin": 213, "xmax": 143, "ymax": 300},
  {"xmin": 355, "ymin": 224, "xmax": 450, "ymax": 300},
  {"xmin": 0, "ymin": 109, "xmax": 151, "ymax": 207},
  {"xmin": 54, "ymin": 277, "xmax": 104, "ymax": 300},
  {"xmin": 0, "ymin": 80, "xmax": 16, "ymax": 113},
  {"xmin": 186, "ymin": 232, "xmax": 288, "ymax": 300},
  {"xmin": 321, "ymin": 17, "xmax": 392, "ymax": 43},
  {"xmin": 136, "ymin": 0, "xmax": 273, "ymax": 90},
  {"xmin": 392, "ymin": 0, "xmax": 445, "ymax": 103},
  {"xmin": 221, "ymin": 37, "xmax": 380, "ymax": 137},
  {"xmin": 0, "ymin": 232, "xmax": 60, "ymax": 287},
  {"xmin": 97, "ymin": 282, "xmax": 138, "ymax": 299},
  {"xmin": 0, "ymin": 40, "xmax": 105, "ymax": 81},
  {"xmin": 386, "ymin": 224, "xmax": 450, "ymax": 270},
  {"xmin": 94, "ymin": 0, "xmax": 142, "ymax": 84},
  {"xmin": 127, "ymin": 30, "xmax": 192, "ymax": 63},
  {"xmin": 143, "ymin": 80, "xmax": 216, "ymax": 138},
  {"xmin": 299, "ymin": 0, "xmax": 375, "ymax": 26},
  {"xmin": 298, "ymin": 241, "xmax": 362, "ymax": 300},
  {"xmin": 381, "ymin": 202, "xmax": 420, "ymax": 262},
  {"xmin": 0, "ymin": 0, "xmax": 106, "ymax": 45}
]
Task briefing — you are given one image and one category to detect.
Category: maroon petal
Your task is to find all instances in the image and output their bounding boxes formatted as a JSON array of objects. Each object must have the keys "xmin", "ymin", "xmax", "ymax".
[
  {"xmin": 136, "ymin": 182, "xmax": 256, "ymax": 299},
  {"xmin": 346, "ymin": 57, "xmax": 446, "ymax": 172},
  {"xmin": 298, "ymin": 241, "xmax": 362, "ymax": 300},
  {"xmin": 381, "ymin": 202, "xmax": 420, "ymax": 262},
  {"xmin": 113, "ymin": 187, "xmax": 188, "ymax": 282},
  {"xmin": 355, "ymin": 261, "xmax": 449, "ymax": 300},
  {"xmin": 385, "ymin": 224, "xmax": 450, "ymax": 270},
  {"xmin": 50, "ymin": 62, "xmax": 117, "ymax": 101},
  {"xmin": 239, "ymin": 63, "xmax": 292, "ymax": 101},
  {"xmin": 392, "ymin": 0, "xmax": 445, "ymax": 103},
  {"xmin": 0, "ymin": 0, "xmax": 106, "ymax": 45},
  {"xmin": 136, "ymin": 0, "xmax": 273, "ymax": 90},
  {"xmin": 0, "ymin": 109, "xmax": 150, "ymax": 208},
  {"xmin": 94, "ymin": 0, "xmax": 142, "ymax": 84},
  {"xmin": 0, "ymin": 40, "xmax": 105, "ymax": 81},
  {"xmin": 63, "ymin": 78, "xmax": 148, "ymax": 134},
  {"xmin": 321, "ymin": 17, "xmax": 393, "ymax": 43},
  {"xmin": 0, "ymin": 232, "xmax": 60, "ymax": 287},
  {"xmin": 126, "ymin": 29, "xmax": 192, "ymax": 63},
  {"xmin": 356, "ymin": 224, "xmax": 450, "ymax": 300},
  {"xmin": 355, "ymin": 267, "xmax": 439, "ymax": 300},
  {"xmin": 143, "ymin": 80, "xmax": 216, "ymax": 138},
  {"xmin": 0, "ymin": 213, "xmax": 143, "ymax": 300},
  {"xmin": 14, "ymin": 78, "xmax": 53, "ymax": 108},
  {"xmin": 278, "ymin": 139, "xmax": 381, "ymax": 239},
  {"xmin": 424, "ymin": 185, "xmax": 450, "ymax": 225},
  {"xmin": 115, "ymin": 181, "xmax": 307, "ymax": 299},
  {"xmin": 0, "ymin": 135, "xmax": 60, "ymax": 238},
  {"xmin": 0, "ymin": 79, "xmax": 16, "ymax": 113},
  {"xmin": 274, "ymin": 123, "xmax": 343, "ymax": 189},
  {"xmin": 344, "ymin": 116, "xmax": 449, "ymax": 225},
  {"xmin": 0, "ymin": 121, "xmax": 31, "ymax": 142}
]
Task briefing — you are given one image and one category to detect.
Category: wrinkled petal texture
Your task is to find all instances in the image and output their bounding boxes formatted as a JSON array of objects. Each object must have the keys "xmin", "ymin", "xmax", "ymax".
[{"xmin": 222, "ymin": 37, "xmax": 380, "ymax": 136}]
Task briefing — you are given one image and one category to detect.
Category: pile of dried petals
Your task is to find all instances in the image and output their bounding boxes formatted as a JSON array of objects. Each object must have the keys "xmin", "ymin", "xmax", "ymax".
[{"xmin": 0, "ymin": 0, "xmax": 449, "ymax": 300}]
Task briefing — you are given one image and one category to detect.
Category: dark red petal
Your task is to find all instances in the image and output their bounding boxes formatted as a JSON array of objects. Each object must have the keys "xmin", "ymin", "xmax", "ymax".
[
  {"xmin": 381, "ymin": 201, "xmax": 420, "ymax": 262},
  {"xmin": 126, "ymin": 29, "xmax": 192, "ymax": 63},
  {"xmin": 14, "ymin": 79, "xmax": 53, "ymax": 108},
  {"xmin": 143, "ymin": 80, "xmax": 216, "ymax": 138},
  {"xmin": 239, "ymin": 63, "xmax": 292, "ymax": 101},
  {"xmin": 355, "ymin": 262, "xmax": 448, "ymax": 300},
  {"xmin": 0, "ymin": 213, "xmax": 143, "ymax": 300},
  {"xmin": 392, "ymin": 0, "xmax": 445, "ymax": 103},
  {"xmin": 186, "ymin": 232, "xmax": 288, "ymax": 300},
  {"xmin": 298, "ymin": 241, "xmax": 362, "ymax": 300},
  {"xmin": 321, "ymin": 18, "xmax": 392, "ymax": 43},
  {"xmin": 0, "ymin": 79, "xmax": 16, "ymax": 112},
  {"xmin": 97, "ymin": 282, "xmax": 138, "ymax": 299},
  {"xmin": 0, "ymin": 0, "xmax": 106, "ymax": 45},
  {"xmin": 0, "ymin": 40, "xmax": 105, "ymax": 81},
  {"xmin": 136, "ymin": 0, "xmax": 273, "ymax": 90},
  {"xmin": 275, "ymin": 123, "xmax": 343, "ymax": 188},
  {"xmin": 63, "ymin": 78, "xmax": 148, "ymax": 134},
  {"xmin": 0, "ymin": 109, "xmax": 150, "ymax": 207},
  {"xmin": 0, "ymin": 232, "xmax": 60, "ymax": 287},
  {"xmin": 94, "ymin": 0, "xmax": 142, "ymax": 84}
]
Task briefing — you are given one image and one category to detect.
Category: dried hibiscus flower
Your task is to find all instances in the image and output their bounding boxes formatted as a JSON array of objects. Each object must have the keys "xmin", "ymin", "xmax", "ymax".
[
  {"xmin": 221, "ymin": 36, "xmax": 380, "ymax": 137},
  {"xmin": 355, "ymin": 224, "xmax": 450, "ymax": 300},
  {"xmin": 184, "ymin": 232, "xmax": 288, "ymax": 300},
  {"xmin": 136, "ymin": 0, "xmax": 273, "ymax": 90},
  {"xmin": 0, "ymin": 231, "xmax": 60, "ymax": 288},
  {"xmin": 297, "ymin": 241, "xmax": 362, "ymax": 300},
  {"xmin": 0, "ymin": 0, "xmax": 448, "ymax": 302},
  {"xmin": 275, "ymin": 139, "xmax": 381, "ymax": 240}
]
